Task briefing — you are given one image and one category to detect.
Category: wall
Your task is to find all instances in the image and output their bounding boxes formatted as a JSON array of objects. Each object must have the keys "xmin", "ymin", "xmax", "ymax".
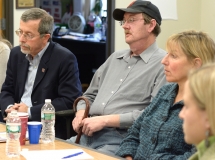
[
  {"xmin": 13, "ymin": 0, "xmax": 215, "ymax": 50},
  {"xmin": 13, "ymin": 1, "xmax": 27, "ymax": 46},
  {"xmin": 200, "ymin": 0, "xmax": 215, "ymax": 41},
  {"xmin": 115, "ymin": 0, "xmax": 202, "ymax": 51}
]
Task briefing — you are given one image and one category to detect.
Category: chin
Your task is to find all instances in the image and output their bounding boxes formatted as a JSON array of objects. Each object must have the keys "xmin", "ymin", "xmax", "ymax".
[
  {"xmin": 166, "ymin": 78, "xmax": 173, "ymax": 83},
  {"xmin": 21, "ymin": 49, "xmax": 30, "ymax": 55},
  {"xmin": 184, "ymin": 135, "xmax": 198, "ymax": 145}
]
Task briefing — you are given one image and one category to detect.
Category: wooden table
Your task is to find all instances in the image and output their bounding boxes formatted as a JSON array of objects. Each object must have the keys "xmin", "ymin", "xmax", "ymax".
[{"xmin": 0, "ymin": 123, "xmax": 123, "ymax": 160}]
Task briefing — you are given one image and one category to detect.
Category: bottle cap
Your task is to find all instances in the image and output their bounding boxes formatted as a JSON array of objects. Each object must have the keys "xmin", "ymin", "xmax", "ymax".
[
  {"xmin": 11, "ymin": 110, "xmax": 17, "ymax": 113},
  {"xmin": 45, "ymin": 99, "xmax": 51, "ymax": 103}
]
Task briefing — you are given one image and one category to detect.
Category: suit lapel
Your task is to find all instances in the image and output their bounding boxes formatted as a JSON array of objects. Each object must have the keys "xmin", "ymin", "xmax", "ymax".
[{"xmin": 32, "ymin": 41, "xmax": 54, "ymax": 91}]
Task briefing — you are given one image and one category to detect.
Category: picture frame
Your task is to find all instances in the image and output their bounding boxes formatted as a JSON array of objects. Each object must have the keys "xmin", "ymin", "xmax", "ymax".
[{"xmin": 16, "ymin": 0, "xmax": 36, "ymax": 9}]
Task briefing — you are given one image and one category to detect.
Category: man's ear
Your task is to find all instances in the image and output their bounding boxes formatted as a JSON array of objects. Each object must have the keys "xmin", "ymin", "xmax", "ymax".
[
  {"xmin": 193, "ymin": 58, "xmax": 202, "ymax": 68},
  {"xmin": 148, "ymin": 19, "xmax": 156, "ymax": 33},
  {"xmin": 43, "ymin": 34, "xmax": 51, "ymax": 42}
]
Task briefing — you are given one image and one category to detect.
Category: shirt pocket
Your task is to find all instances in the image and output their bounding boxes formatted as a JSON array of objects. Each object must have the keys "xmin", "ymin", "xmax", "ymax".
[{"xmin": 120, "ymin": 85, "xmax": 149, "ymax": 102}]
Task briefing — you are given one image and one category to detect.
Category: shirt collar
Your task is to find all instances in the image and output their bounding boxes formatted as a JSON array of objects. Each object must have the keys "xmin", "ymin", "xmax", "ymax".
[
  {"xmin": 25, "ymin": 42, "xmax": 50, "ymax": 62},
  {"xmin": 160, "ymin": 83, "xmax": 184, "ymax": 107},
  {"xmin": 197, "ymin": 136, "xmax": 215, "ymax": 158},
  {"xmin": 116, "ymin": 42, "xmax": 159, "ymax": 63}
]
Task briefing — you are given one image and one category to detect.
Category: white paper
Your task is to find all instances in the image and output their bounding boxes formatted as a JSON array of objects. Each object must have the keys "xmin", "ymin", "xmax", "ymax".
[
  {"xmin": 20, "ymin": 149, "xmax": 94, "ymax": 160},
  {"xmin": 0, "ymin": 131, "xmax": 29, "ymax": 142},
  {"xmin": 149, "ymin": 0, "xmax": 178, "ymax": 20},
  {"xmin": 0, "ymin": 132, "xmax": 7, "ymax": 142}
]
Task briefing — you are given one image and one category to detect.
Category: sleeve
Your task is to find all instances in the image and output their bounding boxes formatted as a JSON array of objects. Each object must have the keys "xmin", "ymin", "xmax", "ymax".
[
  {"xmin": 0, "ymin": 46, "xmax": 10, "ymax": 90},
  {"xmin": 116, "ymin": 85, "xmax": 164, "ymax": 157},
  {"xmin": 76, "ymin": 63, "xmax": 104, "ymax": 111},
  {"xmin": 148, "ymin": 147, "xmax": 196, "ymax": 160},
  {"xmin": 0, "ymin": 49, "xmax": 16, "ymax": 117},
  {"xmin": 116, "ymin": 111, "xmax": 146, "ymax": 158}
]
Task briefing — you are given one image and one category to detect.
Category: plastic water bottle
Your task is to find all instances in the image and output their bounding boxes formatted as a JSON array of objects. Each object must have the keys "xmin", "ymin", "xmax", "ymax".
[
  {"xmin": 59, "ymin": 26, "xmax": 68, "ymax": 35},
  {"xmin": 6, "ymin": 110, "xmax": 21, "ymax": 158},
  {"xmin": 41, "ymin": 99, "xmax": 55, "ymax": 143},
  {"xmin": 94, "ymin": 16, "xmax": 102, "ymax": 40}
]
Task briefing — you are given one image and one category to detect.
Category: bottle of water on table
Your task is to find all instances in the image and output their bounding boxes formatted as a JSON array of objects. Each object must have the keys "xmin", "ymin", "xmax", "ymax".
[
  {"xmin": 6, "ymin": 110, "xmax": 21, "ymax": 158},
  {"xmin": 41, "ymin": 99, "xmax": 55, "ymax": 143}
]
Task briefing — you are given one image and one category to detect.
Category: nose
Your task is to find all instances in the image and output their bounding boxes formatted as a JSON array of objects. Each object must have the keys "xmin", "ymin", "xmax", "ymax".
[
  {"xmin": 19, "ymin": 33, "xmax": 27, "ymax": 42},
  {"xmin": 161, "ymin": 54, "xmax": 168, "ymax": 65},
  {"xmin": 122, "ymin": 21, "xmax": 130, "ymax": 29},
  {"xmin": 179, "ymin": 106, "xmax": 185, "ymax": 119}
]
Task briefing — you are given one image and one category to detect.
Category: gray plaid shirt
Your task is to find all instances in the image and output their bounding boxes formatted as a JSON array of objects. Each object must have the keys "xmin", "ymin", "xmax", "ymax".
[{"xmin": 77, "ymin": 42, "xmax": 167, "ymax": 128}]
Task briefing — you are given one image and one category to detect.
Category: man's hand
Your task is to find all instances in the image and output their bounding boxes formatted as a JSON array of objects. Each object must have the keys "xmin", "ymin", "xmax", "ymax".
[
  {"xmin": 16, "ymin": 103, "xmax": 28, "ymax": 113},
  {"xmin": 5, "ymin": 103, "xmax": 20, "ymax": 114},
  {"xmin": 72, "ymin": 110, "xmax": 85, "ymax": 133},
  {"xmin": 125, "ymin": 156, "xmax": 133, "ymax": 160},
  {"xmin": 81, "ymin": 116, "xmax": 108, "ymax": 136},
  {"xmin": 4, "ymin": 103, "xmax": 28, "ymax": 120}
]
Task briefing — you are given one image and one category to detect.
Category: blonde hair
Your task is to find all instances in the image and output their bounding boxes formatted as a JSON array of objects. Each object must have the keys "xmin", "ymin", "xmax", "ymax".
[
  {"xmin": 188, "ymin": 63, "xmax": 215, "ymax": 135},
  {"xmin": 166, "ymin": 30, "xmax": 215, "ymax": 65},
  {"xmin": 0, "ymin": 37, "xmax": 12, "ymax": 49}
]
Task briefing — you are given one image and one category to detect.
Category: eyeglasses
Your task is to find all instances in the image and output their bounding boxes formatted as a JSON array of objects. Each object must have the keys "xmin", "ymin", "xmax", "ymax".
[
  {"xmin": 120, "ymin": 17, "xmax": 144, "ymax": 26},
  {"xmin": 15, "ymin": 29, "xmax": 41, "ymax": 40}
]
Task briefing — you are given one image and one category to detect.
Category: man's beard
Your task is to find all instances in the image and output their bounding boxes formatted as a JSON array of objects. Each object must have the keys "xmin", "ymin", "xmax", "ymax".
[{"xmin": 20, "ymin": 43, "xmax": 30, "ymax": 54}]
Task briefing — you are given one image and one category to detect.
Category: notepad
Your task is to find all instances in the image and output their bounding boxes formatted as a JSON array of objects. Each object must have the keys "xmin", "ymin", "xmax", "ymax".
[
  {"xmin": 0, "ymin": 132, "xmax": 7, "ymax": 142},
  {"xmin": 0, "ymin": 131, "xmax": 29, "ymax": 142},
  {"xmin": 20, "ymin": 149, "xmax": 94, "ymax": 160}
]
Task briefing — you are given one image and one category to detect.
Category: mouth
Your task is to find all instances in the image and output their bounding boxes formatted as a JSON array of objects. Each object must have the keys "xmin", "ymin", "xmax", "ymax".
[
  {"xmin": 164, "ymin": 70, "xmax": 170, "ymax": 74},
  {"xmin": 164, "ymin": 68, "xmax": 169, "ymax": 72},
  {"xmin": 20, "ymin": 44, "xmax": 29, "ymax": 50},
  {"xmin": 124, "ymin": 31, "xmax": 131, "ymax": 36}
]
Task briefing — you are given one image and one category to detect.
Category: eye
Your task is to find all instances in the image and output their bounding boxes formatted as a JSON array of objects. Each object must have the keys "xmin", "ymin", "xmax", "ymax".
[
  {"xmin": 170, "ymin": 53, "xmax": 177, "ymax": 58},
  {"xmin": 128, "ymin": 17, "xmax": 135, "ymax": 23},
  {"xmin": 27, "ymin": 34, "xmax": 33, "ymax": 38}
]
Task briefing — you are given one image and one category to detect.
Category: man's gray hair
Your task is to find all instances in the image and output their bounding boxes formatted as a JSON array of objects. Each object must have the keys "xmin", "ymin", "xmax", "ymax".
[{"xmin": 21, "ymin": 8, "xmax": 54, "ymax": 36}]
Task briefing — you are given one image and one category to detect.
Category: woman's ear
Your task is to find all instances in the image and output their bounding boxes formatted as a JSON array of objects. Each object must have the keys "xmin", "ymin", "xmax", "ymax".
[
  {"xmin": 193, "ymin": 58, "xmax": 202, "ymax": 68},
  {"xmin": 204, "ymin": 115, "xmax": 212, "ymax": 136}
]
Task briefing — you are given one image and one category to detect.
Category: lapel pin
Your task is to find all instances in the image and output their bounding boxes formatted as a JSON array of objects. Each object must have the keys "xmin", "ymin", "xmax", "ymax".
[{"xmin": 42, "ymin": 68, "xmax": 45, "ymax": 72}]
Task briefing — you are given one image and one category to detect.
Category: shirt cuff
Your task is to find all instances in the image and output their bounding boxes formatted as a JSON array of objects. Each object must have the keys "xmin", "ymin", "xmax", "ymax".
[
  {"xmin": 120, "ymin": 112, "xmax": 133, "ymax": 128},
  {"xmin": 28, "ymin": 107, "xmax": 31, "ymax": 119},
  {"xmin": 6, "ymin": 105, "xmax": 14, "ymax": 110}
]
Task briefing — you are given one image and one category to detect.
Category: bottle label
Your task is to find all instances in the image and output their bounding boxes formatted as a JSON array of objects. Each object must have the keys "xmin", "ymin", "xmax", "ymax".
[
  {"xmin": 6, "ymin": 125, "xmax": 21, "ymax": 133},
  {"xmin": 41, "ymin": 113, "xmax": 55, "ymax": 120}
]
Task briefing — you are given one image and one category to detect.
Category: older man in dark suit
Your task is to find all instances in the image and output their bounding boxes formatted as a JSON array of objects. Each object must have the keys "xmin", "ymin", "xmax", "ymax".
[{"xmin": 0, "ymin": 8, "xmax": 82, "ymax": 139}]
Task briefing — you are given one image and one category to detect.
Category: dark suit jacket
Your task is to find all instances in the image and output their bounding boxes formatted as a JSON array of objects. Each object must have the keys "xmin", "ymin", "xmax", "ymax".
[{"xmin": 0, "ymin": 40, "xmax": 82, "ymax": 138}]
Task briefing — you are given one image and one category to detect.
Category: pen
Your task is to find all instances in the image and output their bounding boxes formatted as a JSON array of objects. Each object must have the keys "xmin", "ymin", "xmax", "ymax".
[{"xmin": 62, "ymin": 152, "xmax": 83, "ymax": 159}]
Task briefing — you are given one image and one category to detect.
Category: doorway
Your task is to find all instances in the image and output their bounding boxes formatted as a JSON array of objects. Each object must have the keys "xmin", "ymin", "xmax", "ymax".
[{"xmin": 1, "ymin": 0, "xmax": 13, "ymax": 45}]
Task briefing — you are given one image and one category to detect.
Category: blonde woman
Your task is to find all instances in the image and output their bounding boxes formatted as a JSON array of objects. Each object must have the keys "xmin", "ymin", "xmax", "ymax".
[
  {"xmin": 116, "ymin": 30, "xmax": 215, "ymax": 159},
  {"xmin": 0, "ymin": 37, "xmax": 12, "ymax": 90},
  {"xmin": 179, "ymin": 64, "xmax": 215, "ymax": 160}
]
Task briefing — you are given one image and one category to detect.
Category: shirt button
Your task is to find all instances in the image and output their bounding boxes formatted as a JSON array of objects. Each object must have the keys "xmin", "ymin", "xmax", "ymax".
[
  {"xmin": 128, "ymin": 66, "xmax": 131, "ymax": 69},
  {"xmin": 162, "ymin": 116, "xmax": 167, "ymax": 122},
  {"xmin": 151, "ymin": 137, "xmax": 157, "ymax": 144},
  {"xmin": 111, "ymin": 91, "xmax": 114, "ymax": 94},
  {"xmin": 102, "ymin": 103, "xmax": 105, "ymax": 105},
  {"xmin": 120, "ymin": 79, "xmax": 123, "ymax": 82}
]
